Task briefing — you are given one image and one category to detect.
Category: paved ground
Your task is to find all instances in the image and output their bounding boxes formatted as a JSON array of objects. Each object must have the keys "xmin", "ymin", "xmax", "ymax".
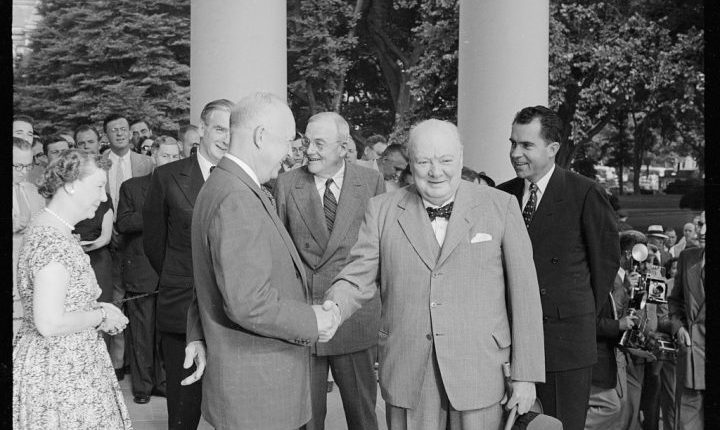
[{"xmin": 120, "ymin": 377, "xmax": 388, "ymax": 430}]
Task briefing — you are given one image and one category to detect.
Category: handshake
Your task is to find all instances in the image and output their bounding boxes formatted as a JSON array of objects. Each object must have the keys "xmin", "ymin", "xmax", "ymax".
[{"xmin": 312, "ymin": 300, "xmax": 341, "ymax": 343}]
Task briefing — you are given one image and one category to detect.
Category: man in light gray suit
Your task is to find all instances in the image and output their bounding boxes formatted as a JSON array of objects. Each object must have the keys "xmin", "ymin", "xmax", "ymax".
[
  {"xmin": 325, "ymin": 119, "xmax": 546, "ymax": 430},
  {"xmin": 274, "ymin": 112, "xmax": 385, "ymax": 430}
]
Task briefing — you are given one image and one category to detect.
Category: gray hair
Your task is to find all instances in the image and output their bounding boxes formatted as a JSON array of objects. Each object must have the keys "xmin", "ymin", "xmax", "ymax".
[
  {"xmin": 230, "ymin": 92, "xmax": 289, "ymax": 130},
  {"xmin": 407, "ymin": 119, "xmax": 463, "ymax": 157},
  {"xmin": 307, "ymin": 112, "xmax": 351, "ymax": 146}
]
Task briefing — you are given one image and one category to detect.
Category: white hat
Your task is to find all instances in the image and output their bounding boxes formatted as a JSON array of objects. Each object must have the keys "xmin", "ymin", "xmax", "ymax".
[{"xmin": 647, "ymin": 225, "xmax": 668, "ymax": 239}]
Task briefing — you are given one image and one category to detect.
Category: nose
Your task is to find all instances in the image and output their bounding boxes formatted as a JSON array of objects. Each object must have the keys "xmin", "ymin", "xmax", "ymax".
[
  {"xmin": 427, "ymin": 161, "xmax": 439, "ymax": 178},
  {"xmin": 510, "ymin": 143, "xmax": 522, "ymax": 158},
  {"xmin": 100, "ymin": 190, "xmax": 108, "ymax": 202}
]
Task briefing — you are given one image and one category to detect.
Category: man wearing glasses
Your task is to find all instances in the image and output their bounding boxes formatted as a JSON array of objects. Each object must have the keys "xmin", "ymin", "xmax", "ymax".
[
  {"xmin": 100, "ymin": 113, "xmax": 155, "ymax": 384},
  {"xmin": 116, "ymin": 136, "xmax": 182, "ymax": 405},
  {"xmin": 13, "ymin": 137, "xmax": 46, "ymax": 337},
  {"xmin": 143, "ymin": 99, "xmax": 234, "ymax": 429},
  {"xmin": 274, "ymin": 112, "xmax": 385, "ymax": 430}
]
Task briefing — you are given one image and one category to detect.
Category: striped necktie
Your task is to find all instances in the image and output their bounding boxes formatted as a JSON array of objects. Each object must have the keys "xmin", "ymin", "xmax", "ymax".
[
  {"xmin": 323, "ymin": 178, "xmax": 337, "ymax": 233},
  {"xmin": 261, "ymin": 185, "xmax": 275, "ymax": 209}
]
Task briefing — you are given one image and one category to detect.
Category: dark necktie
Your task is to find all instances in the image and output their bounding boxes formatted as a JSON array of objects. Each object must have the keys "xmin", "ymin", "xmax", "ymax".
[
  {"xmin": 323, "ymin": 178, "xmax": 337, "ymax": 233},
  {"xmin": 210, "ymin": 165, "xmax": 216, "ymax": 173},
  {"xmin": 426, "ymin": 202, "xmax": 453, "ymax": 221},
  {"xmin": 522, "ymin": 182, "xmax": 538, "ymax": 228},
  {"xmin": 261, "ymin": 185, "xmax": 275, "ymax": 209}
]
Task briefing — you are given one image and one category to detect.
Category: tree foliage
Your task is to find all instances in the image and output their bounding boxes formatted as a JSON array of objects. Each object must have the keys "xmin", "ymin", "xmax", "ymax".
[{"xmin": 14, "ymin": 0, "xmax": 190, "ymax": 135}]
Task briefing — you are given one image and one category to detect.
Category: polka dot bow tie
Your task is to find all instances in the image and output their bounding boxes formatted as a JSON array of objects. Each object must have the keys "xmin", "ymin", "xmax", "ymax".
[{"xmin": 426, "ymin": 202, "xmax": 454, "ymax": 221}]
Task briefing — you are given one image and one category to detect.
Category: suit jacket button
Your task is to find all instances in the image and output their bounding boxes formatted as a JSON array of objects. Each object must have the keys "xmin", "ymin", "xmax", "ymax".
[
  {"xmin": 426, "ymin": 334, "xmax": 432, "ymax": 340},
  {"xmin": 304, "ymin": 243, "xmax": 310, "ymax": 249},
  {"xmin": 551, "ymin": 257, "xmax": 559, "ymax": 264},
  {"xmin": 543, "ymin": 316, "xmax": 549, "ymax": 323},
  {"xmin": 540, "ymin": 288, "xmax": 547, "ymax": 295}
]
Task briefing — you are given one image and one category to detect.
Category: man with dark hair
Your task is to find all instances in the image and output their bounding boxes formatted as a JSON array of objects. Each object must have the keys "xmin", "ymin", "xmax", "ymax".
[
  {"xmin": 102, "ymin": 112, "xmax": 155, "ymax": 380},
  {"xmin": 43, "ymin": 134, "xmax": 70, "ymax": 162},
  {"xmin": 143, "ymin": 99, "xmax": 234, "ymax": 429},
  {"xmin": 362, "ymin": 134, "xmax": 388, "ymax": 162},
  {"xmin": 75, "ymin": 125, "xmax": 102, "ymax": 154},
  {"xmin": 130, "ymin": 119, "xmax": 152, "ymax": 141},
  {"xmin": 497, "ymin": 105, "xmax": 620, "ymax": 430},
  {"xmin": 178, "ymin": 124, "xmax": 201, "ymax": 157},
  {"xmin": 13, "ymin": 115, "xmax": 34, "ymax": 143},
  {"xmin": 274, "ymin": 111, "xmax": 385, "ymax": 430}
]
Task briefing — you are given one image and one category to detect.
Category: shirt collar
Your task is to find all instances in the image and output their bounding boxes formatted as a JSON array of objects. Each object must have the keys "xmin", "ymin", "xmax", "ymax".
[
  {"xmin": 313, "ymin": 162, "xmax": 345, "ymax": 188},
  {"xmin": 525, "ymin": 163, "xmax": 555, "ymax": 195},
  {"xmin": 422, "ymin": 194, "xmax": 455, "ymax": 209},
  {"xmin": 223, "ymin": 153, "xmax": 261, "ymax": 187},
  {"xmin": 618, "ymin": 267, "xmax": 626, "ymax": 281}
]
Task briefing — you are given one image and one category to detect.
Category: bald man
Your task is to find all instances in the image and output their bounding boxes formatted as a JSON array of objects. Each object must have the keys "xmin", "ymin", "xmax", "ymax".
[
  {"xmin": 324, "ymin": 119, "xmax": 545, "ymax": 429},
  {"xmin": 183, "ymin": 93, "xmax": 339, "ymax": 430}
]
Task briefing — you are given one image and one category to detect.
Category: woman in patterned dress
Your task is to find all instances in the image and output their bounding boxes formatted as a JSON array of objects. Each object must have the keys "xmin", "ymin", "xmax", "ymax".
[{"xmin": 13, "ymin": 149, "xmax": 133, "ymax": 429}]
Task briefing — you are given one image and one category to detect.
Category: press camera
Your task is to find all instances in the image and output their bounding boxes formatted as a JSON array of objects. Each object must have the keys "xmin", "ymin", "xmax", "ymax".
[{"xmin": 618, "ymin": 243, "xmax": 677, "ymax": 361}]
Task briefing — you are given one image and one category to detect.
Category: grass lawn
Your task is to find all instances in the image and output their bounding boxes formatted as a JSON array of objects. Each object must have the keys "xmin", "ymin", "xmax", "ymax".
[{"xmin": 616, "ymin": 194, "xmax": 701, "ymax": 235}]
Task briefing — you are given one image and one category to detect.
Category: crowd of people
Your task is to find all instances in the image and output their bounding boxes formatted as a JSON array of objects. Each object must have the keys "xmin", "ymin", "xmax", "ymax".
[{"xmin": 12, "ymin": 97, "xmax": 705, "ymax": 430}]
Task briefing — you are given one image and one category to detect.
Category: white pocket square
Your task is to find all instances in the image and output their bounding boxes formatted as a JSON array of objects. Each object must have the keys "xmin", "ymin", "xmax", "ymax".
[{"xmin": 470, "ymin": 233, "xmax": 492, "ymax": 243}]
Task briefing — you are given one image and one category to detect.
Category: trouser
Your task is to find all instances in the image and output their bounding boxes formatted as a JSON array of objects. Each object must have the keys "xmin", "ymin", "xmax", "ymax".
[
  {"xmin": 307, "ymin": 347, "xmax": 378, "ymax": 430},
  {"xmin": 385, "ymin": 344, "xmax": 503, "ymax": 430},
  {"xmin": 658, "ymin": 361, "xmax": 676, "ymax": 429},
  {"xmin": 537, "ymin": 366, "xmax": 593, "ymax": 430},
  {"xmin": 640, "ymin": 361, "xmax": 663, "ymax": 430},
  {"xmin": 160, "ymin": 331, "xmax": 202, "ymax": 430},
  {"xmin": 619, "ymin": 356, "xmax": 645, "ymax": 430},
  {"xmin": 109, "ymin": 249, "xmax": 126, "ymax": 369},
  {"xmin": 126, "ymin": 292, "xmax": 165, "ymax": 397},
  {"xmin": 87, "ymin": 247, "xmax": 113, "ymax": 348}
]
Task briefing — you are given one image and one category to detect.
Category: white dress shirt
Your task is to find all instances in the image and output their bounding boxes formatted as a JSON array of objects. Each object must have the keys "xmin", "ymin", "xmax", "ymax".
[
  {"xmin": 196, "ymin": 150, "xmax": 215, "ymax": 181},
  {"xmin": 423, "ymin": 195, "xmax": 455, "ymax": 246},
  {"xmin": 108, "ymin": 151, "xmax": 132, "ymax": 212},
  {"xmin": 314, "ymin": 162, "xmax": 345, "ymax": 203},
  {"xmin": 522, "ymin": 163, "xmax": 555, "ymax": 210},
  {"xmin": 224, "ymin": 153, "xmax": 261, "ymax": 188}
]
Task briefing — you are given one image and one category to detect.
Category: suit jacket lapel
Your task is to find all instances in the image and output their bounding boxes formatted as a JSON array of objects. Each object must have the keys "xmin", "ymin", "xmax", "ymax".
[
  {"xmin": 218, "ymin": 157, "xmax": 310, "ymax": 293},
  {"xmin": 528, "ymin": 166, "xmax": 563, "ymax": 238},
  {"xmin": 397, "ymin": 186, "xmax": 440, "ymax": 271},
  {"xmin": 437, "ymin": 181, "xmax": 474, "ymax": 267},
  {"xmin": 174, "ymin": 156, "xmax": 204, "ymax": 208},
  {"xmin": 320, "ymin": 164, "xmax": 363, "ymax": 266},
  {"xmin": 291, "ymin": 168, "xmax": 329, "ymax": 249}
]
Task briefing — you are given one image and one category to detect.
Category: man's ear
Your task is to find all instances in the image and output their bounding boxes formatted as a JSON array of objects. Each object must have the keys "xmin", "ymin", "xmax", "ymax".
[
  {"xmin": 198, "ymin": 121, "xmax": 206, "ymax": 137},
  {"xmin": 252, "ymin": 126, "xmax": 263, "ymax": 149},
  {"xmin": 548, "ymin": 141, "xmax": 561, "ymax": 157}
]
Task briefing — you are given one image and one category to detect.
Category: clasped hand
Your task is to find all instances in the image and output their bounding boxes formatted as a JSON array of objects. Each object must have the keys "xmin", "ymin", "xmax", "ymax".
[
  {"xmin": 501, "ymin": 381, "xmax": 537, "ymax": 415},
  {"xmin": 313, "ymin": 300, "xmax": 341, "ymax": 343},
  {"xmin": 98, "ymin": 302, "xmax": 128, "ymax": 336}
]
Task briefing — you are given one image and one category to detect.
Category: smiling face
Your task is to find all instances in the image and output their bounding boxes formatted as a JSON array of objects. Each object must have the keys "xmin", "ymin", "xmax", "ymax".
[
  {"xmin": 13, "ymin": 120, "xmax": 33, "ymax": 143},
  {"xmin": 130, "ymin": 121, "xmax": 151, "ymax": 141},
  {"xmin": 409, "ymin": 120, "xmax": 463, "ymax": 206},
  {"xmin": 509, "ymin": 118, "xmax": 559, "ymax": 184},
  {"xmin": 46, "ymin": 140, "xmax": 70, "ymax": 162},
  {"xmin": 305, "ymin": 118, "xmax": 346, "ymax": 178},
  {"xmin": 256, "ymin": 106, "xmax": 297, "ymax": 184},
  {"xmin": 198, "ymin": 109, "xmax": 230, "ymax": 164}
]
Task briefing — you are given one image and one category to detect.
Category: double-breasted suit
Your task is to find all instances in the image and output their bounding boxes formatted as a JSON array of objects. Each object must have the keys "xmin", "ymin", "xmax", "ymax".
[
  {"xmin": 274, "ymin": 163, "xmax": 385, "ymax": 430},
  {"xmin": 186, "ymin": 157, "xmax": 319, "ymax": 430},
  {"xmin": 327, "ymin": 181, "xmax": 546, "ymax": 412},
  {"xmin": 498, "ymin": 166, "xmax": 620, "ymax": 430},
  {"xmin": 143, "ymin": 155, "xmax": 204, "ymax": 428}
]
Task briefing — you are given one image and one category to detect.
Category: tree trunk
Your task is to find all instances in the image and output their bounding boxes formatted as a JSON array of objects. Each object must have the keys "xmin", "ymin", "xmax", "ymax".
[{"xmin": 331, "ymin": 0, "xmax": 366, "ymax": 112}]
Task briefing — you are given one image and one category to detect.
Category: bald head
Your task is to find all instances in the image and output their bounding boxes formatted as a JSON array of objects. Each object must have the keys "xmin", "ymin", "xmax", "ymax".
[
  {"xmin": 229, "ymin": 92, "xmax": 297, "ymax": 184},
  {"xmin": 408, "ymin": 119, "xmax": 464, "ymax": 206}
]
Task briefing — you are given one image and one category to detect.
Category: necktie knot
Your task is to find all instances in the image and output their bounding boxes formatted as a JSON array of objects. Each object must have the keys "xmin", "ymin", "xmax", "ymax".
[
  {"xmin": 426, "ymin": 202, "xmax": 453, "ymax": 221},
  {"xmin": 210, "ymin": 165, "xmax": 216, "ymax": 173},
  {"xmin": 529, "ymin": 182, "xmax": 538, "ymax": 193}
]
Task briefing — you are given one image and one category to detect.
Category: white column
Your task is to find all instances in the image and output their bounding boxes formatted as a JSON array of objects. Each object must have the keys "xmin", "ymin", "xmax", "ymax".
[
  {"xmin": 190, "ymin": 0, "xmax": 287, "ymax": 124},
  {"xmin": 458, "ymin": 0, "xmax": 549, "ymax": 184}
]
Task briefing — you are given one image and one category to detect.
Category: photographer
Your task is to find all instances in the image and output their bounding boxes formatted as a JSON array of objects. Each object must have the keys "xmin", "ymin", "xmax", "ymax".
[{"xmin": 585, "ymin": 231, "xmax": 641, "ymax": 430}]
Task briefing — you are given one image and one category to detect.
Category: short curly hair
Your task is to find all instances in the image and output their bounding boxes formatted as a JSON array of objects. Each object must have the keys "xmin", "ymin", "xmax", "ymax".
[{"xmin": 38, "ymin": 149, "xmax": 111, "ymax": 199}]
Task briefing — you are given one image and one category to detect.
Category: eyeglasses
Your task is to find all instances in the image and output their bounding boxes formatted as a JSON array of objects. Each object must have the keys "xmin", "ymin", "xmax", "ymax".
[
  {"xmin": 13, "ymin": 163, "xmax": 33, "ymax": 171},
  {"xmin": 110, "ymin": 127, "xmax": 128, "ymax": 134},
  {"xmin": 304, "ymin": 137, "xmax": 342, "ymax": 152}
]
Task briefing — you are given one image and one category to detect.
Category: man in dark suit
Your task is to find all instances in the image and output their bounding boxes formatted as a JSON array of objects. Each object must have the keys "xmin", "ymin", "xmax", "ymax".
[
  {"xmin": 274, "ymin": 112, "xmax": 385, "ymax": 430},
  {"xmin": 116, "ymin": 136, "xmax": 181, "ymax": 403},
  {"xmin": 181, "ymin": 92, "xmax": 339, "ymax": 430},
  {"xmin": 143, "ymin": 99, "xmax": 234, "ymax": 429},
  {"xmin": 497, "ymin": 106, "xmax": 620, "ymax": 430},
  {"xmin": 102, "ymin": 113, "xmax": 155, "ymax": 378}
]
